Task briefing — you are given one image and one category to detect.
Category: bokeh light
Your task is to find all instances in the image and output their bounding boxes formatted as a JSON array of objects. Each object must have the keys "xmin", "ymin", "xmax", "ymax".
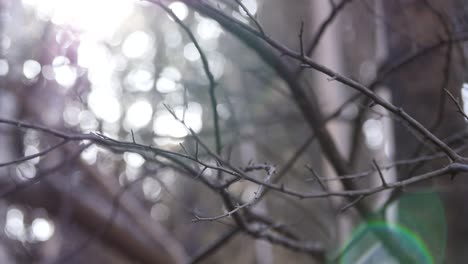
[
  {"xmin": 52, "ymin": 56, "xmax": 77, "ymax": 88},
  {"xmin": 31, "ymin": 218, "xmax": 54, "ymax": 242},
  {"xmin": 142, "ymin": 177, "xmax": 162, "ymax": 201},
  {"xmin": 153, "ymin": 102, "xmax": 203, "ymax": 138},
  {"xmin": 461, "ymin": 83, "xmax": 468, "ymax": 118},
  {"xmin": 24, "ymin": 145, "xmax": 40, "ymax": 164},
  {"xmin": 124, "ymin": 100, "xmax": 153, "ymax": 130},
  {"xmin": 5, "ymin": 208, "xmax": 26, "ymax": 241},
  {"xmin": 0, "ymin": 59, "xmax": 9, "ymax": 76},
  {"xmin": 238, "ymin": 0, "xmax": 258, "ymax": 15},
  {"xmin": 16, "ymin": 162, "xmax": 37, "ymax": 180},
  {"xmin": 23, "ymin": 60, "xmax": 41, "ymax": 79},
  {"xmin": 124, "ymin": 152, "xmax": 145, "ymax": 168},
  {"xmin": 156, "ymin": 77, "xmax": 177, "ymax": 93},
  {"xmin": 150, "ymin": 203, "xmax": 170, "ymax": 221},
  {"xmin": 87, "ymin": 89, "xmax": 121, "ymax": 123},
  {"xmin": 168, "ymin": 2, "xmax": 189, "ymax": 21},
  {"xmin": 363, "ymin": 118, "xmax": 384, "ymax": 149},
  {"xmin": 122, "ymin": 31, "xmax": 155, "ymax": 59},
  {"xmin": 126, "ymin": 69, "xmax": 154, "ymax": 92},
  {"xmin": 197, "ymin": 18, "xmax": 222, "ymax": 40},
  {"xmin": 183, "ymin": 43, "xmax": 201, "ymax": 62}
]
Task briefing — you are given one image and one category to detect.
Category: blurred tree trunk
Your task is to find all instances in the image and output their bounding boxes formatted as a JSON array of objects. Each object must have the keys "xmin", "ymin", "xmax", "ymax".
[
  {"xmin": 382, "ymin": 0, "xmax": 468, "ymax": 262},
  {"xmin": 259, "ymin": 0, "xmax": 351, "ymax": 254}
]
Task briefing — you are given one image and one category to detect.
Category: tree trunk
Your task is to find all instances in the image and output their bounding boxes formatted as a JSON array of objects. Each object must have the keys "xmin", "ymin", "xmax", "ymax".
[{"xmin": 383, "ymin": 0, "xmax": 468, "ymax": 262}]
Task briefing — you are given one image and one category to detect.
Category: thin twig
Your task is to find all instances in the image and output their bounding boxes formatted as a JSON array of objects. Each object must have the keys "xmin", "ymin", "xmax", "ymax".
[
  {"xmin": 372, "ymin": 159, "xmax": 387, "ymax": 187},
  {"xmin": 182, "ymin": 1, "xmax": 465, "ymax": 162},
  {"xmin": 304, "ymin": 0, "xmax": 355, "ymax": 58},
  {"xmin": 306, "ymin": 165, "xmax": 327, "ymax": 191},
  {"xmin": 340, "ymin": 195, "xmax": 364, "ymax": 212},
  {"xmin": 156, "ymin": 1, "xmax": 222, "ymax": 156},
  {"xmin": 234, "ymin": 0, "xmax": 264, "ymax": 35},
  {"xmin": 0, "ymin": 139, "xmax": 69, "ymax": 167},
  {"xmin": 299, "ymin": 21, "xmax": 305, "ymax": 57},
  {"xmin": 189, "ymin": 227, "xmax": 241, "ymax": 264},
  {"xmin": 445, "ymin": 88, "xmax": 468, "ymax": 120}
]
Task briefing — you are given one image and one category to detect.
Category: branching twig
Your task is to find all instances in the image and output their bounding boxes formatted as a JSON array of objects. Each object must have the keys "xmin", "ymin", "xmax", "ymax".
[
  {"xmin": 189, "ymin": 226, "xmax": 241, "ymax": 264},
  {"xmin": 234, "ymin": 0, "xmax": 264, "ymax": 35},
  {"xmin": 0, "ymin": 139, "xmax": 69, "ymax": 167},
  {"xmin": 192, "ymin": 163, "xmax": 275, "ymax": 222},
  {"xmin": 340, "ymin": 195, "xmax": 364, "ymax": 212},
  {"xmin": 299, "ymin": 21, "xmax": 305, "ymax": 57},
  {"xmin": 305, "ymin": 0, "xmax": 355, "ymax": 57},
  {"xmin": 445, "ymin": 88, "xmax": 468, "ymax": 120},
  {"xmin": 155, "ymin": 1, "xmax": 222, "ymax": 156},
  {"xmin": 306, "ymin": 165, "xmax": 327, "ymax": 191},
  {"xmin": 373, "ymin": 159, "xmax": 387, "ymax": 187},
  {"xmin": 180, "ymin": 1, "xmax": 464, "ymax": 163}
]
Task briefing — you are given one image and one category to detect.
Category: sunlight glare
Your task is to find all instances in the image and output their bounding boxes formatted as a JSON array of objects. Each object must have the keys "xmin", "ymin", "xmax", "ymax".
[
  {"xmin": 24, "ymin": 0, "xmax": 134, "ymax": 40},
  {"xmin": 78, "ymin": 37, "xmax": 114, "ymax": 86}
]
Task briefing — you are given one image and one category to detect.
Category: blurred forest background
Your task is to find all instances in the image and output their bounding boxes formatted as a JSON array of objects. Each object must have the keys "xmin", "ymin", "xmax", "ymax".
[{"xmin": 0, "ymin": 0, "xmax": 467, "ymax": 263}]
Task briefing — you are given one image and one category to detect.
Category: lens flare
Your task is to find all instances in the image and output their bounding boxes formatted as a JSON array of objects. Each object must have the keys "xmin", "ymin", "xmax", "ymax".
[
  {"xmin": 339, "ymin": 193, "xmax": 446, "ymax": 264},
  {"xmin": 340, "ymin": 221, "xmax": 433, "ymax": 264}
]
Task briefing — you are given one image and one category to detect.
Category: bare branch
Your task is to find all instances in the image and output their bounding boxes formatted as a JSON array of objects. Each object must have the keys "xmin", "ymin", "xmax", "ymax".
[
  {"xmin": 445, "ymin": 88, "xmax": 468, "ymax": 120},
  {"xmin": 234, "ymin": 0, "xmax": 264, "ymax": 35},
  {"xmin": 189, "ymin": 227, "xmax": 241, "ymax": 264},
  {"xmin": 306, "ymin": 165, "xmax": 327, "ymax": 191},
  {"xmin": 372, "ymin": 159, "xmax": 388, "ymax": 187},
  {"xmin": 340, "ymin": 195, "xmax": 364, "ymax": 213},
  {"xmin": 0, "ymin": 139, "xmax": 69, "ymax": 167}
]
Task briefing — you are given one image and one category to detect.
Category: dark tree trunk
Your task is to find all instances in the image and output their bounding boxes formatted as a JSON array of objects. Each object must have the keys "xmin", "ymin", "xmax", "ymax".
[{"xmin": 383, "ymin": 0, "xmax": 468, "ymax": 262}]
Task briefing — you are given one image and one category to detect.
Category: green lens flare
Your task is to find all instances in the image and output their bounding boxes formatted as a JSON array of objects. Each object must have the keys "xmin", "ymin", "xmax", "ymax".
[
  {"xmin": 338, "ymin": 192, "xmax": 446, "ymax": 264},
  {"xmin": 340, "ymin": 221, "xmax": 433, "ymax": 264}
]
